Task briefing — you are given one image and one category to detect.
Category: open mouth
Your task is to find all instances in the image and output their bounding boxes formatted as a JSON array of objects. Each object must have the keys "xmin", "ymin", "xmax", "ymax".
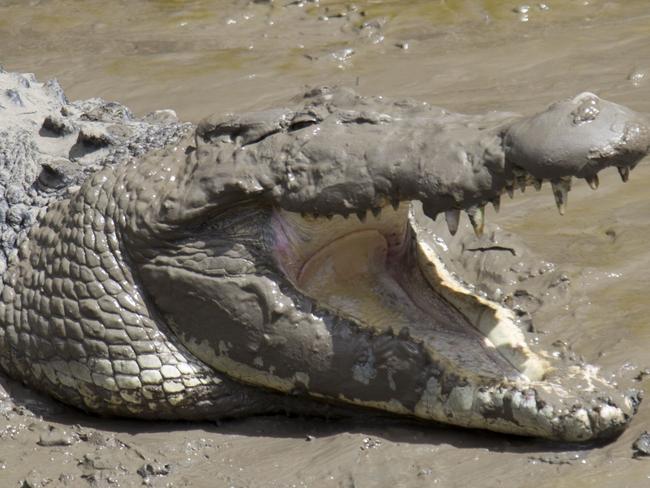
[
  {"xmin": 271, "ymin": 200, "xmax": 638, "ymax": 440},
  {"xmin": 273, "ymin": 203, "xmax": 548, "ymax": 385}
]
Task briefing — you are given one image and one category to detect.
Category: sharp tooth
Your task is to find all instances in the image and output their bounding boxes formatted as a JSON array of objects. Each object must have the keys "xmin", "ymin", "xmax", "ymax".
[
  {"xmin": 551, "ymin": 178, "xmax": 571, "ymax": 215},
  {"xmin": 445, "ymin": 209, "xmax": 460, "ymax": 236},
  {"xmin": 533, "ymin": 179, "xmax": 543, "ymax": 191},
  {"xmin": 586, "ymin": 174, "xmax": 599, "ymax": 190},
  {"xmin": 491, "ymin": 195, "xmax": 501, "ymax": 213},
  {"xmin": 391, "ymin": 198, "xmax": 400, "ymax": 211},
  {"xmin": 505, "ymin": 180, "xmax": 515, "ymax": 199},
  {"xmin": 371, "ymin": 207, "xmax": 381, "ymax": 218},
  {"xmin": 518, "ymin": 179, "xmax": 526, "ymax": 193},
  {"xmin": 302, "ymin": 213, "xmax": 318, "ymax": 221},
  {"xmin": 467, "ymin": 205, "xmax": 485, "ymax": 237},
  {"xmin": 618, "ymin": 166, "xmax": 630, "ymax": 182},
  {"xmin": 356, "ymin": 210, "xmax": 367, "ymax": 222}
]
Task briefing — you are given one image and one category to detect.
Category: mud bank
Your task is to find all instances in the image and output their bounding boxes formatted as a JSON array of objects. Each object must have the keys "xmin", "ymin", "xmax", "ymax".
[{"xmin": 1, "ymin": 1, "xmax": 650, "ymax": 487}]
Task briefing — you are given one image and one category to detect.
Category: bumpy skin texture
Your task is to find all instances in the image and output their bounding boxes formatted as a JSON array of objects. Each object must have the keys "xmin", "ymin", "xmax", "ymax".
[
  {"xmin": 0, "ymin": 73, "xmax": 649, "ymax": 440},
  {"xmin": 0, "ymin": 70, "xmax": 338, "ymax": 419},
  {"xmin": 0, "ymin": 70, "xmax": 193, "ymax": 276}
]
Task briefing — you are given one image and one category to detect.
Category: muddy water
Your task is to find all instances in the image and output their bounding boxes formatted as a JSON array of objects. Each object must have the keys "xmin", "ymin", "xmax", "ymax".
[{"xmin": 1, "ymin": 1, "xmax": 650, "ymax": 487}]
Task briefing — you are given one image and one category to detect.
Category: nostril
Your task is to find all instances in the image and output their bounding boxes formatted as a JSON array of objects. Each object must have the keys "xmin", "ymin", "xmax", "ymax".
[
  {"xmin": 621, "ymin": 120, "xmax": 650, "ymax": 152},
  {"xmin": 571, "ymin": 94, "xmax": 600, "ymax": 125}
]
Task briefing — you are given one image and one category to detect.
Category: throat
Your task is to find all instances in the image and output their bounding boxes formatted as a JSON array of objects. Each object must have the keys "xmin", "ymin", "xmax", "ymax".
[
  {"xmin": 298, "ymin": 228, "xmax": 410, "ymax": 334},
  {"xmin": 296, "ymin": 228, "xmax": 521, "ymax": 380}
]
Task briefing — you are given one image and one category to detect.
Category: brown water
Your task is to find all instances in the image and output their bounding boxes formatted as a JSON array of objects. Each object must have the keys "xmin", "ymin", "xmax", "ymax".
[{"xmin": 1, "ymin": 1, "xmax": 650, "ymax": 486}]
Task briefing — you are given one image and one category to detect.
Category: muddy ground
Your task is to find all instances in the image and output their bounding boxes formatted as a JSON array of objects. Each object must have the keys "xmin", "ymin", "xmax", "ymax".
[{"xmin": 1, "ymin": 1, "xmax": 650, "ymax": 486}]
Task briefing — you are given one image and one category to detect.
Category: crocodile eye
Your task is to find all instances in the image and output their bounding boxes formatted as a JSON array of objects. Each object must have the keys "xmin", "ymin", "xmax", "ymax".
[
  {"xmin": 289, "ymin": 120, "xmax": 317, "ymax": 131},
  {"xmin": 288, "ymin": 113, "xmax": 319, "ymax": 132}
]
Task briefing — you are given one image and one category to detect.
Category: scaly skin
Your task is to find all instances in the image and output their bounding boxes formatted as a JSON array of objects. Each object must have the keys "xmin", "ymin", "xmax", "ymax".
[{"xmin": 0, "ymin": 85, "xmax": 648, "ymax": 440}]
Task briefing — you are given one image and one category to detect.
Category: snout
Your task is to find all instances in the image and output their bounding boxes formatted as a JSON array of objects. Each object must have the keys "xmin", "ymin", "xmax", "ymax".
[{"xmin": 504, "ymin": 93, "xmax": 650, "ymax": 180}]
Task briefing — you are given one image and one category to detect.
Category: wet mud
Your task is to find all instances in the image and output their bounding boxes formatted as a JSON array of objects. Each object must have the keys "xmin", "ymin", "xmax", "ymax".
[{"xmin": 1, "ymin": 0, "xmax": 650, "ymax": 486}]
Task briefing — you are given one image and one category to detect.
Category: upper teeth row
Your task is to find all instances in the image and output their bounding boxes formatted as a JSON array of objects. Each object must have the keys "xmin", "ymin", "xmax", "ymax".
[{"xmin": 445, "ymin": 165, "xmax": 632, "ymax": 238}]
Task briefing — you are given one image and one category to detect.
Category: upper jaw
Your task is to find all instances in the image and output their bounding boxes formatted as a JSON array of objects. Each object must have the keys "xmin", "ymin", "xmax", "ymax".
[{"xmin": 180, "ymin": 88, "xmax": 650, "ymax": 239}]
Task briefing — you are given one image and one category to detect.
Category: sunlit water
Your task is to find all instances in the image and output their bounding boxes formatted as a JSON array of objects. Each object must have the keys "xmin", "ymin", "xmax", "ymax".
[{"xmin": 2, "ymin": 1, "xmax": 650, "ymax": 486}]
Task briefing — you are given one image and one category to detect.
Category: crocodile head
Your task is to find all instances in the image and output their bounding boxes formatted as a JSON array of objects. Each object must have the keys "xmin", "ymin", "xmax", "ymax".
[
  {"xmin": 2, "ymin": 80, "xmax": 649, "ymax": 442},
  {"xmin": 124, "ymin": 88, "xmax": 649, "ymax": 441}
]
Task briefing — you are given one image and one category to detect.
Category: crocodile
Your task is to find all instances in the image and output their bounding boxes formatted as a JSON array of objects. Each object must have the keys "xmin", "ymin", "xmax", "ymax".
[{"xmin": 0, "ymin": 70, "xmax": 648, "ymax": 442}]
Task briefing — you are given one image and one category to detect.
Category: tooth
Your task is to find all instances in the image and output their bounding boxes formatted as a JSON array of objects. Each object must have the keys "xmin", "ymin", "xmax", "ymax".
[
  {"xmin": 391, "ymin": 198, "xmax": 400, "ymax": 211},
  {"xmin": 445, "ymin": 209, "xmax": 460, "ymax": 236},
  {"xmin": 618, "ymin": 166, "xmax": 630, "ymax": 182},
  {"xmin": 505, "ymin": 180, "xmax": 515, "ymax": 199},
  {"xmin": 356, "ymin": 210, "xmax": 367, "ymax": 222},
  {"xmin": 551, "ymin": 178, "xmax": 571, "ymax": 216},
  {"xmin": 302, "ymin": 213, "xmax": 318, "ymax": 221},
  {"xmin": 467, "ymin": 205, "xmax": 485, "ymax": 237},
  {"xmin": 491, "ymin": 195, "xmax": 501, "ymax": 213},
  {"xmin": 533, "ymin": 179, "xmax": 543, "ymax": 191},
  {"xmin": 513, "ymin": 169, "xmax": 527, "ymax": 193},
  {"xmin": 586, "ymin": 174, "xmax": 599, "ymax": 190},
  {"xmin": 518, "ymin": 178, "xmax": 526, "ymax": 193},
  {"xmin": 371, "ymin": 207, "xmax": 381, "ymax": 218}
]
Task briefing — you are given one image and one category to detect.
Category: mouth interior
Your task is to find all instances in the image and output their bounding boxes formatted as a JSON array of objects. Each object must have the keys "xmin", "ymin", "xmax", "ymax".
[{"xmin": 273, "ymin": 204, "xmax": 549, "ymax": 383}]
